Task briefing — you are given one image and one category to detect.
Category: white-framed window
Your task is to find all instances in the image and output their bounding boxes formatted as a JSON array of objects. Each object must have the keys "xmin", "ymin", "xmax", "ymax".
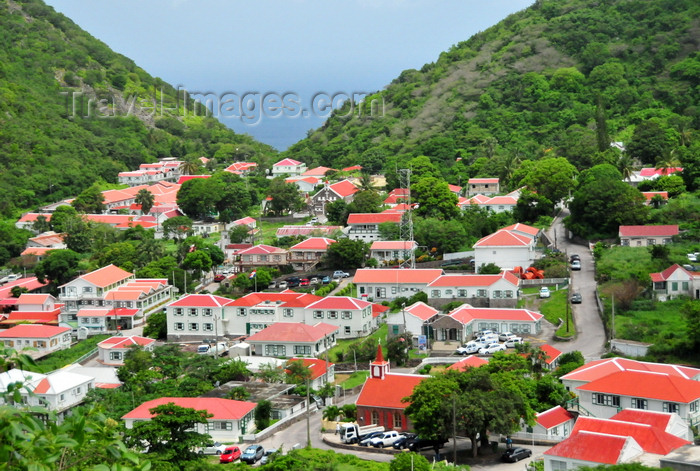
[
  {"xmin": 202, "ymin": 308, "xmax": 213, "ymax": 317},
  {"xmin": 313, "ymin": 311, "xmax": 323, "ymax": 319},
  {"xmin": 391, "ymin": 286, "xmax": 398, "ymax": 294},
  {"xmin": 493, "ymin": 290, "xmax": 502, "ymax": 298},
  {"xmin": 631, "ymin": 398, "xmax": 648, "ymax": 410},
  {"xmin": 593, "ymin": 394, "xmax": 620, "ymax": 407},
  {"xmin": 458, "ymin": 289, "xmax": 467, "ymax": 297},
  {"xmin": 189, "ymin": 323, "xmax": 199, "ymax": 331},
  {"xmin": 237, "ymin": 308, "xmax": 246, "ymax": 317},
  {"xmin": 505, "ymin": 290, "xmax": 513, "ymax": 298},
  {"xmin": 83, "ymin": 286, "xmax": 93, "ymax": 293},
  {"xmin": 344, "ymin": 326, "xmax": 351, "ymax": 335},
  {"xmin": 188, "ymin": 308, "xmax": 197, "ymax": 316},
  {"xmin": 283, "ymin": 309, "xmax": 294, "ymax": 317},
  {"xmin": 663, "ymin": 402, "xmax": 679, "ymax": 413},
  {"xmin": 431, "ymin": 290, "xmax": 440, "ymax": 297},
  {"xmin": 109, "ymin": 351, "xmax": 122, "ymax": 361},
  {"xmin": 445, "ymin": 289, "xmax": 453, "ymax": 296},
  {"xmin": 203, "ymin": 323, "xmax": 213, "ymax": 332},
  {"xmin": 690, "ymin": 400, "xmax": 699, "ymax": 412},
  {"xmin": 59, "ymin": 394, "xmax": 65, "ymax": 402},
  {"xmin": 174, "ymin": 308, "xmax": 184, "ymax": 316},
  {"xmin": 477, "ymin": 289, "xmax": 487, "ymax": 297},
  {"xmin": 341, "ymin": 311, "xmax": 352, "ymax": 319},
  {"xmin": 550, "ymin": 460, "xmax": 567, "ymax": 471},
  {"xmin": 328, "ymin": 311, "xmax": 338, "ymax": 319},
  {"xmin": 265, "ymin": 345, "xmax": 286, "ymax": 356},
  {"xmin": 294, "ymin": 345, "xmax": 311, "ymax": 355},
  {"xmin": 174, "ymin": 323, "xmax": 184, "ymax": 331}
]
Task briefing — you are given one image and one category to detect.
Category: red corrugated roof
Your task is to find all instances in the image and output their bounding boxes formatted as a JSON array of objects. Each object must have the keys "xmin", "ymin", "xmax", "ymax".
[
  {"xmin": 98, "ymin": 335, "xmax": 155, "ymax": 349},
  {"xmin": 544, "ymin": 431, "xmax": 628, "ymax": 464},
  {"xmin": 289, "ymin": 238, "xmax": 336, "ymax": 251},
  {"xmin": 177, "ymin": 175, "xmax": 211, "ymax": 184},
  {"xmin": 328, "ymin": 180, "xmax": 358, "ymax": 198},
  {"xmin": 0, "ymin": 277, "xmax": 48, "ymax": 299},
  {"xmin": 78, "ymin": 265, "xmax": 133, "ymax": 288},
  {"xmin": 449, "ymin": 307, "xmax": 542, "ymax": 324},
  {"xmin": 237, "ymin": 244, "xmax": 286, "ymax": 255},
  {"xmin": 247, "ymin": 322, "xmax": 338, "ymax": 343},
  {"xmin": 427, "ymin": 273, "xmax": 518, "ymax": 288},
  {"xmin": 404, "ymin": 301, "xmax": 439, "ymax": 321},
  {"xmin": 168, "ymin": 294, "xmax": 233, "ymax": 308},
  {"xmin": 560, "ymin": 358, "xmax": 700, "ymax": 383},
  {"xmin": 274, "ymin": 158, "xmax": 302, "ymax": 167},
  {"xmin": 354, "ymin": 269, "xmax": 443, "ymax": 284},
  {"xmin": 356, "ymin": 373, "xmax": 425, "ymax": 409},
  {"xmin": 447, "ymin": 356, "xmax": 488, "ymax": 372},
  {"xmin": 539, "ymin": 344, "xmax": 562, "ymax": 365},
  {"xmin": 611, "ymin": 409, "xmax": 673, "ymax": 431},
  {"xmin": 286, "ymin": 358, "xmax": 334, "ymax": 380},
  {"xmin": 122, "ymin": 397, "xmax": 256, "ymax": 420},
  {"xmin": 577, "ymin": 370, "xmax": 700, "ymax": 403},
  {"xmin": 639, "ymin": 167, "xmax": 682, "ymax": 177},
  {"xmin": 618, "ymin": 225, "xmax": 679, "ymax": 237},
  {"xmin": 650, "ymin": 264, "xmax": 690, "ymax": 283},
  {"xmin": 372, "ymin": 303, "xmax": 389, "ymax": 317},
  {"xmin": 473, "ymin": 230, "xmax": 533, "ymax": 247},
  {"xmin": 347, "ymin": 213, "xmax": 403, "ymax": 224},
  {"xmin": 468, "ymin": 178, "xmax": 499, "ymax": 184},
  {"xmin": 536, "ymin": 406, "xmax": 574, "ymax": 430},
  {"xmin": 501, "ymin": 223, "xmax": 540, "ymax": 236},
  {"xmin": 227, "ymin": 292, "xmax": 322, "ymax": 308},
  {"xmin": 0, "ymin": 324, "xmax": 70, "ymax": 338},
  {"xmin": 307, "ymin": 297, "xmax": 371, "ymax": 310},
  {"xmin": 370, "ymin": 241, "xmax": 417, "ymax": 251},
  {"xmin": 572, "ymin": 416, "xmax": 690, "ymax": 455}
]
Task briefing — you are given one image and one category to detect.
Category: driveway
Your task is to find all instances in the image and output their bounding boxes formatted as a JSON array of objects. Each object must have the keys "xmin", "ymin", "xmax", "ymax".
[{"xmin": 544, "ymin": 208, "xmax": 607, "ymax": 361}]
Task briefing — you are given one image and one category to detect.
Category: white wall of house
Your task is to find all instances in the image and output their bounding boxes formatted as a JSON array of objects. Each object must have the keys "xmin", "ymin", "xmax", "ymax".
[
  {"xmin": 474, "ymin": 245, "xmax": 535, "ymax": 271},
  {"xmin": 576, "ymin": 390, "xmax": 700, "ymax": 424},
  {"xmin": 356, "ymin": 282, "xmax": 427, "ymax": 302},
  {"xmin": 123, "ymin": 412, "xmax": 256, "ymax": 442}
]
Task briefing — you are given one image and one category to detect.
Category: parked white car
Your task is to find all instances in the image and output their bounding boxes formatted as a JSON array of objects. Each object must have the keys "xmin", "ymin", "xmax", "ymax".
[
  {"xmin": 688, "ymin": 253, "xmax": 699, "ymax": 262},
  {"xmin": 369, "ymin": 431, "xmax": 401, "ymax": 448},
  {"xmin": 505, "ymin": 337, "xmax": 524, "ymax": 348},
  {"xmin": 539, "ymin": 287, "xmax": 551, "ymax": 298},
  {"xmin": 498, "ymin": 331, "xmax": 516, "ymax": 342},
  {"xmin": 456, "ymin": 342, "xmax": 481, "ymax": 355},
  {"xmin": 473, "ymin": 329, "xmax": 496, "ymax": 339},
  {"xmin": 476, "ymin": 333, "xmax": 499, "ymax": 344},
  {"xmin": 479, "ymin": 343, "xmax": 506, "ymax": 355}
]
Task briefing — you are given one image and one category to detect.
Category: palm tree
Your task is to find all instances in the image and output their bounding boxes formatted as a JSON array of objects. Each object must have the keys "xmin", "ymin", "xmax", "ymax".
[
  {"xmin": 655, "ymin": 149, "xmax": 681, "ymax": 175},
  {"xmin": 358, "ymin": 173, "xmax": 374, "ymax": 191},
  {"xmin": 617, "ymin": 154, "xmax": 635, "ymax": 182},
  {"xmin": 134, "ymin": 189, "xmax": 155, "ymax": 215},
  {"xmin": 322, "ymin": 405, "xmax": 342, "ymax": 422},
  {"xmin": 180, "ymin": 159, "xmax": 201, "ymax": 176}
]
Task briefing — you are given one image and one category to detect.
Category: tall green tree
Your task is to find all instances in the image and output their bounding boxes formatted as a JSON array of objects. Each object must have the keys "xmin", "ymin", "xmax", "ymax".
[
  {"xmin": 35, "ymin": 249, "xmax": 80, "ymax": 285},
  {"xmin": 515, "ymin": 157, "xmax": 578, "ymax": 203},
  {"xmin": 324, "ymin": 239, "xmax": 368, "ymax": 269},
  {"xmin": 411, "ymin": 177, "xmax": 459, "ymax": 220},
  {"xmin": 266, "ymin": 177, "xmax": 305, "ymax": 216},
  {"xmin": 135, "ymin": 188, "xmax": 155, "ymax": 215},
  {"xmin": 71, "ymin": 183, "xmax": 106, "ymax": 214}
]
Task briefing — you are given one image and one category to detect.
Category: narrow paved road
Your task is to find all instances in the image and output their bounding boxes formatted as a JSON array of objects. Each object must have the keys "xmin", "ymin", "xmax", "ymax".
[{"xmin": 545, "ymin": 208, "xmax": 607, "ymax": 361}]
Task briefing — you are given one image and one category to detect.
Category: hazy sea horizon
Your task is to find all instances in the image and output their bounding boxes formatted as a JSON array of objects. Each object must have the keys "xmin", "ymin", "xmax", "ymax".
[{"xmin": 221, "ymin": 114, "xmax": 326, "ymax": 151}]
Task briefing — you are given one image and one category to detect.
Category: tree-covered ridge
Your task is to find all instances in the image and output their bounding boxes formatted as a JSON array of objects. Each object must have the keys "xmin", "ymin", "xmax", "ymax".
[
  {"xmin": 284, "ymin": 0, "xmax": 698, "ymax": 189},
  {"xmin": 0, "ymin": 0, "xmax": 277, "ymax": 217}
]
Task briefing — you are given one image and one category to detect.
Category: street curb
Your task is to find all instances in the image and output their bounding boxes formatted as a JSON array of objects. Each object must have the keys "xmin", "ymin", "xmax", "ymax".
[{"xmin": 321, "ymin": 435, "xmax": 400, "ymax": 455}]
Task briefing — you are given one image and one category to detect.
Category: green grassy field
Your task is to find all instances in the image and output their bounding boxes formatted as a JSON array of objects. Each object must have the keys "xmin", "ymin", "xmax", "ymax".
[
  {"xmin": 328, "ymin": 324, "xmax": 388, "ymax": 363},
  {"xmin": 611, "ymin": 298, "xmax": 687, "ymax": 344}
]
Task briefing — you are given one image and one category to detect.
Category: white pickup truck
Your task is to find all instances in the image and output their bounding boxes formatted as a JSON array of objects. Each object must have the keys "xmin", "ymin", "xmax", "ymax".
[
  {"xmin": 197, "ymin": 342, "xmax": 229, "ymax": 357},
  {"xmin": 369, "ymin": 430, "xmax": 402, "ymax": 448}
]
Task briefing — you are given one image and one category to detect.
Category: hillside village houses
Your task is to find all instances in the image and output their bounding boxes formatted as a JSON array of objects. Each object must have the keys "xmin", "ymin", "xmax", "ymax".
[
  {"xmin": 117, "ymin": 159, "xmax": 183, "ymax": 186},
  {"xmin": 288, "ymin": 237, "xmax": 336, "ymax": 272},
  {"xmin": 345, "ymin": 212, "xmax": 403, "ymax": 241},
  {"xmin": 310, "ymin": 179, "xmax": 359, "ymax": 215},
  {"xmin": 369, "ymin": 240, "xmax": 417, "ymax": 265},
  {"xmin": 619, "ymin": 224, "xmax": 679, "ymax": 247},
  {"xmin": 165, "ymin": 292, "xmax": 378, "ymax": 343},
  {"xmin": 650, "ymin": 264, "xmax": 700, "ymax": 300},
  {"xmin": 271, "ymin": 158, "xmax": 307, "ymax": 177},
  {"xmin": 58, "ymin": 264, "xmax": 174, "ymax": 332},
  {"xmin": 431, "ymin": 305, "xmax": 543, "ymax": 342}
]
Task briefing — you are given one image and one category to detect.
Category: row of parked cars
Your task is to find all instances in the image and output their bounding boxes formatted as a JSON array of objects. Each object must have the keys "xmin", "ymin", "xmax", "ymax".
[
  {"xmin": 456, "ymin": 330, "xmax": 523, "ymax": 356},
  {"xmin": 270, "ymin": 270, "xmax": 350, "ymax": 290},
  {"xmin": 199, "ymin": 442, "xmax": 277, "ymax": 465},
  {"xmin": 356, "ymin": 431, "xmax": 447, "ymax": 451}
]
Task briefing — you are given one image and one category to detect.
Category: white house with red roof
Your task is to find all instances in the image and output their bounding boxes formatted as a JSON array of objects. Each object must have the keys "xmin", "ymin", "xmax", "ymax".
[
  {"xmin": 369, "ymin": 241, "xmax": 417, "ymax": 265},
  {"xmin": 309, "ymin": 179, "xmax": 359, "ymax": 216},
  {"xmin": 224, "ymin": 161, "xmax": 257, "ymax": 175},
  {"xmin": 467, "ymin": 178, "xmax": 499, "ymax": 196},
  {"xmin": 97, "ymin": 335, "xmax": 156, "ymax": 366},
  {"xmin": 386, "ymin": 301, "xmax": 439, "ymax": 340},
  {"xmin": 0, "ymin": 324, "xmax": 72, "ymax": 358},
  {"xmin": 286, "ymin": 357, "xmax": 335, "ymax": 390},
  {"xmin": 356, "ymin": 345, "xmax": 427, "ymax": 432},
  {"xmin": 650, "ymin": 264, "xmax": 700, "ymax": 300},
  {"xmin": 58, "ymin": 265, "xmax": 173, "ymax": 331},
  {"xmin": 271, "ymin": 158, "xmax": 307, "ymax": 177},
  {"xmin": 122, "ymin": 397, "xmax": 257, "ymax": 441},
  {"xmin": 246, "ymin": 322, "xmax": 338, "ymax": 358},
  {"xmin": 286, "ymin": 175, "xmax": 320, "ymax": 193},
  {"xmin": 288, "ymin": 237, "xmax": 336, "ymax": 271},
  {"xmin": 305, "ymin": 297, "xmax": 375, "ymax": 339},
  {"xmin": 527, "ymin": 405, "xmax": 576, "ymax": 440},
  {"xmin": 425, "ymin": 271, "xmax": 521, "ymax": 308},
  {"xmin": 628, "ymin": 167, "xmax": 683, "ymax": 186},
  {"xmin": 619, "ymin": 224, "xmax": 679, "ymax": 247},
  {"xmin": 641, "ymin": 191, "xmax": 669, "ymax": 206},
  {"xmin": 543, "ymin": 410, "xmax": 691, "ymax": 471},
  {"xmin": 346, "ymin": 212, "xmax": 403, "ymax": 241},
  {"xmin": 431, "ymin": 304, "xmax": 543, "ymax": 342},
  {"xmin": 0, "ymin": 277, "xmax": 48, "ymax": 304},
  {"xmin": 354, "ymin": 268, "xmax": 444, "ymax": 302},
  {"xmin": 383, "ymin": 188, "xmax": 410, "ymax": 207},
  {"xmin": 0, "ymin": 368, "xmax": 94, "ymax": 420},
  {"xmin": 26, "ymin": 231, "xmax": 66, "ymax": 249},
  {"xmin": 225, "ymin": 291, "xmax": 321, "ymax": 337},
  {"xmin": 166, "ymin": 294, "xmax": 233, "ymax": 342},
  {"xmin": 539, "ymin": 344, "xmax": 563, "ymax": 370},
  {"xmin": 117, "ymin": 160, "xmax": 183, "ymax": 186},
  {"xmin": 235, "ymin": 244, "xmax": 289, "ymax": 271},
  {"xmin": 473, "ymin": 226, "xmax": 538, "ymax": 271}
]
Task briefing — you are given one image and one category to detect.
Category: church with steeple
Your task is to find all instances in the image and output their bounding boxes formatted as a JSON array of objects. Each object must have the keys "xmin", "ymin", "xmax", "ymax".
[{"xmin": 355, "ymin": 344, "xmax": 428, "ymax": 432}]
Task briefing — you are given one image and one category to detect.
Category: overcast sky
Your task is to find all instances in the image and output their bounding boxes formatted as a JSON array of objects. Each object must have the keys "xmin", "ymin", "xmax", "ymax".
[{"xmin": 44, "ymin": 0, "xmax": 534, "ymax": 149}]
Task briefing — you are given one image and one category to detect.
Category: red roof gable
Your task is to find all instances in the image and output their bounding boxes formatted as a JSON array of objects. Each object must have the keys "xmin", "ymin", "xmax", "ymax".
[
  {"xmin": 356, "ymin": 373, "xmax": 425, "ymax": 409},
  {"xmin": 177, "ymin": 175, "xmax": 211, "ymax": 184},
  {"xmin": 122, "ymin": 397, "xmax": 256, "ymax": 420},
  {"xmin": 371, "ymin": 303, "xmax": 390, "ymax": 317},
  {"xmin": 561, "ymin": 358, "xmax": 700, "ymax": 383},
  {"xmin": 473, "ymin": 230, "xmax": 533, "ymax": 247},
  {"xmin": 536, "ymin": 405, "xmax": 574, "ymax": 430},
  {"xmin": 370, "ymin": 241, "xmax": 417, "ymax": 251},
  {"xmin": 572, "ymin": 416, "xmax": 690, "ymax": 455},
  {"xmin": 577, "ymin": 370, "xmax": 700, "ymax": 403},
  {"xmin": 501, "ymin": 223, "xmax": 540, "ymax": 236},
  {"xmin": 78, "ymin": 265, "xmax": 133, "ymax": 288},
  {"xmin": 237, "ymin": 244, "xmax": 286, "ymax": 255},
  {"xmin": 98, "ymin": 335, "xmax": 155, "ymax": 349},
  {"xmin": 328, "ymin": 180, "xmax": 359, "ymax": 198},
  {"xmin": 447, "ymin": 355, "xmax": 488, "ymax": 372},
  {"xmin": 168, "ymin": 294, "xmax": 233, "ymax": 308},
  {"xmin": 468, "ymin": 178, "xmax": 499, "ymax": 184},
  {"xmin": 618, "ymin": 225, "xmax": 679, "ymax": 237},
  {"xmin": 307, "ymin": 296, "xmax": 371, "ymax": 310},
  {"xmin": 639, "ymin": 167, "xmax": 682, "ymax": 177},
  {"xmin": 247, "ymin": 322, "xmax": 338, "ymax": 343},
  {"xmin": 404, "ymin": 301, "xmax": 439, "ymax": 321},
  {"xmin": 544, "ymin": 431, "xmax": 628, "ymax": 464},
  {"xmin": 342, "ymin": 165, "xmax": 362, "ymax": 172},
  {"xmin": 427, "ymin": 272, "xmax": 518, "ymax": 288},
  {"xmin": 611, "ymin": 409, "xmax": 673, "ymax": 431},
  {"xmin": 289, "ymin": 237, "xmax": 336, "ymax": 251},
  {"xmin": 287, "ymin": 357, "xmax": 334, "ymax": 380},
  {"xmin": 539, "ymin": 344, "xmax": 562, "ymax": 365},
  {"xmin": 449, "ymin": 307, "xmax": 543, "ymax": 324},
  {"xmin": 274, "ymin": 158, "xmax": 302, "ymax": 167},
  {"xmin": 650, "ymin": 264, "xmax": 691, "ymax": 283}
]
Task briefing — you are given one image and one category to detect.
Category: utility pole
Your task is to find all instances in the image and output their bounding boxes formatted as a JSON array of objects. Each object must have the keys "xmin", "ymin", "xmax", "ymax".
[
  {"xmin": 452, "ymin": 394, "xmax": 457, "ymax": 465},
  {"xmin": 306, "ymin": 378, "xmax": 311, "ymax": 448}
]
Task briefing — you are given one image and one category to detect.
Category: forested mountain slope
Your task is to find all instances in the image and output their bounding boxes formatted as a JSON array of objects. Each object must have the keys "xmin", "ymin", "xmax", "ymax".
[
  {"xmin": 0, "ymin": 0, "xmax": 276, "ymax": 217},
  {"xmin": 284, "ymin": 0, "xmax": 699, "ymax": 190}
]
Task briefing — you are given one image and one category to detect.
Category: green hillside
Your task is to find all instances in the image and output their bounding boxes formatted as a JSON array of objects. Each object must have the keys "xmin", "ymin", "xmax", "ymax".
[
  {"xmin": 284, "ymin": 0, "xmax": 699, "ymax": 189},
  {"xmin": 0, "ymin": 0, "xmax": 276, "ymax": 217}
]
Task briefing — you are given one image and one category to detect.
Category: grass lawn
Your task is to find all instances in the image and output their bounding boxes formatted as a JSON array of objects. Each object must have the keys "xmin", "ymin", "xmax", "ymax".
[
  {"xmin": 336, "ymin": 371, "xmax": 370, "ymax": 388},
  {"xmin": 328, "ymin": 324, "xmax": 388, "ymax": 363},
  {"xmin": 610, "ymin": 298, "xmax": 688, "ymax": 344},
  {"xmin": 529, "ymin": 287, "xmax": 576, "ymax": 338},
  {"xmin": 259, "ymin": 219, "xmax": 294, "ymax": 245}
]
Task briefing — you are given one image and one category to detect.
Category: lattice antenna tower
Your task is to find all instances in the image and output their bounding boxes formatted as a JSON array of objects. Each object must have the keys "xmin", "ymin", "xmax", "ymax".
[{"xmin": 397, "ymin": 168, "xmax": 415, "ymax": 268}]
